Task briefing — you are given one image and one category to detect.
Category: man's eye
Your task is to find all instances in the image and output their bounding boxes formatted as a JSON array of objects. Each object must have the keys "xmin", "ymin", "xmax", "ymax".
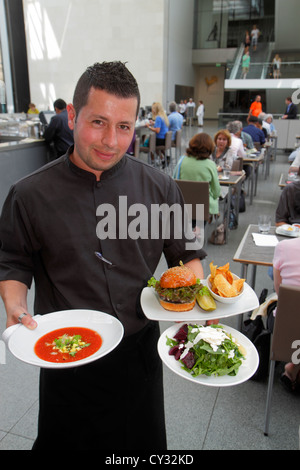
[
  {"xmin": 93, "ymin": 120, "xmax": 103, "ymax": 126},
  {"xmin": 119, "ymin": 125, "xmax": 130, "ymax": 131}
]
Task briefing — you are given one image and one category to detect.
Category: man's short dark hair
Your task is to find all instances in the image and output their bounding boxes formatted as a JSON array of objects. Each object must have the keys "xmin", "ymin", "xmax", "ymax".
[
  {"xmin": 54, "ymin": 99, "xmax": 67, "ymax": 110},
  {"xmin": 249, "ymin": 115, "xmax": 258, "ymax": 123},
  {"xmin": 73, "ymin": 61, "xmax": 140, "ymax": 117}
]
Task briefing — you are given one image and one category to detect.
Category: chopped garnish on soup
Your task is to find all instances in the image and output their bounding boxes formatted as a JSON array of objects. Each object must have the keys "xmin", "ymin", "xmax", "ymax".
[{"xmin": 34, "ymin": 327, "xmax": 102, "ymax": 363}]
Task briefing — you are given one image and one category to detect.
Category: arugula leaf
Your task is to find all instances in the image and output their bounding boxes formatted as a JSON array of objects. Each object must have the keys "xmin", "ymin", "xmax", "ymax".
[{"xmin": 166, "ymin": 336, "xmax": 178, "ymax": 347}]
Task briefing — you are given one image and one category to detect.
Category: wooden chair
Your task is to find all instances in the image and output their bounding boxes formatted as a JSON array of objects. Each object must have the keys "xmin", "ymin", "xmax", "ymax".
[
  {"xmin": 171, "ymin": 129, "xmax": 182, "ymax": 163},
  {"xmin": 156, "ymin": 131, "xmax": 172, "ymax": 166},
  {"xmin": 231, "ymin": 157, "xmax": 243, "ymax": 171},
  {"xmin": 175, "ymin": 179, "xmax": 210, "ymax": 246},
  {"xmin": 264, "ymin": 284, "xmax": 300, "ymax": 436},
  {"xmin": 139, "ymin": 133, "xmax": 156, "ymax": 165},
  {"xmin": 175, "ymin": 180, "xmax": 210, "ymax": 222}
]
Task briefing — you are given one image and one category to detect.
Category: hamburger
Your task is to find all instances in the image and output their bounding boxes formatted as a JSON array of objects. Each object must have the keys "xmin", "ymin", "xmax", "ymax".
[{"xmin": 148, "ymin": 262, "xmax": 202, "ymax": 311}]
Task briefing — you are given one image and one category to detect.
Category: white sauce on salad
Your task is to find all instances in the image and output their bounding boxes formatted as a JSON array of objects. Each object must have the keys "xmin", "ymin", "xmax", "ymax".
[{"xmin": 180, "ymin": 326, "xmax": 230, "ymax": 360}]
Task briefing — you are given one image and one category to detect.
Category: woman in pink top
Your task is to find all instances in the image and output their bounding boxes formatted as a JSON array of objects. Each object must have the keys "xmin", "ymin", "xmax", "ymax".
[{"xmin": 273, "ymin": 237, "xmax": 300, "ymax": 392}]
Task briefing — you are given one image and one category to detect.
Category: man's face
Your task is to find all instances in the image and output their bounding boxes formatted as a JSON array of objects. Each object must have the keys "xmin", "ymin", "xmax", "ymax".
[
  {"xmin": 256, "ymin": 96, "xmax": 261, "ymax": 102},
  {"xmin": 67, "ymin": 88, "xmax": 137, "ymax": 180}
]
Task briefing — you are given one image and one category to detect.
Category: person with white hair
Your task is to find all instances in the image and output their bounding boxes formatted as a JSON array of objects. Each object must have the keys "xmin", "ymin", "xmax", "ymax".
[
  {"xmin": 258, "ymin": 112, "xmax": 271, "ymax": 136},
  {"xmin": 226, "ymin": 121, "xmax": 246, "ymax": 158},
  {"xmin": 168, "ymin": 101, "xmax": 183, "ymax": 141},
  {"xmin": 265, "ymin": 114, "xmax": 276, "ymax": 134}
]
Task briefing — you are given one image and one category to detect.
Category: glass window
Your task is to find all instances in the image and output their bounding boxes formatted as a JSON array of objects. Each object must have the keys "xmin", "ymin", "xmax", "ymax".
[{"xmin": 193, "ymin": 0, "xmax": 274, "ymax": 49}]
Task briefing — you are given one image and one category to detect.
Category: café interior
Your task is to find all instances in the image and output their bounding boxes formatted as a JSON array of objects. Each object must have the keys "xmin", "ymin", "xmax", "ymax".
[{"xmin": 0, "ymin": 0, "xmax": 299, "ymax": 451}]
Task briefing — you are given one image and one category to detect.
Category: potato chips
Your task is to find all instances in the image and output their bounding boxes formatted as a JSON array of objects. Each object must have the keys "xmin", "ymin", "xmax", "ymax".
[{"xmin": 209, "ymin": 262, "xmax": 245, "ymax": 298}]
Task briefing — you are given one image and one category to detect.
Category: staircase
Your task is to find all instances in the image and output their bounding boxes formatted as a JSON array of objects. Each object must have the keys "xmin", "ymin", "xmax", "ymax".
[{"xmin": 230, "ymin": 42, "xmax": 275, "ymax": 80}]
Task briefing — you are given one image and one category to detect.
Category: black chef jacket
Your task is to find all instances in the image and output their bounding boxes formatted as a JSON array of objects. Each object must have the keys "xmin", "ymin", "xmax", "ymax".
[{"xmin": 0, "ymin": 147, "xmax": 206, "ymax": 336}]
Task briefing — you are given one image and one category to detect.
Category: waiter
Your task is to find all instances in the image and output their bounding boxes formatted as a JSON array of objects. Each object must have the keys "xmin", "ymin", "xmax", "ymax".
[{"xmin": 0, "ymin": 61, "xmax": 207, "ymax": 450}]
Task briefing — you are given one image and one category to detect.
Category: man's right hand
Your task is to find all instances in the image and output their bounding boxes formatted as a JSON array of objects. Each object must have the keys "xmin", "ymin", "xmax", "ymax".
[
  {"xmin": 7, "ymin": 309, "xmax": 37, "ymax": 330},
  {"xmin": 0, "ymin": 280, "xmax": 37, "ymax": 330}
]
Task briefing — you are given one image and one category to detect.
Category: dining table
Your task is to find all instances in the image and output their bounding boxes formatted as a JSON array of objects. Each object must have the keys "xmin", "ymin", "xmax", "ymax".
[
  {"xmin": 232, "ymin": 223, "xmax": 289, "ymax": 329},
  {"xmin": 219, "ymin": 170, "xmax": 245, "ymax": 243},
  {"xmin": 278, "ymin": 172, "xmax": 300, "ymax": 188},
  {"xmin": 232, "ymin": 224, "xmax": 287, "ymax": 289}
]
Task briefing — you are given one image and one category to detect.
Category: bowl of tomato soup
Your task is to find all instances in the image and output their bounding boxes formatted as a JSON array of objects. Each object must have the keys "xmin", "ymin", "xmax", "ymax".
[
  {"xmin": 2, "ymin": 309, "xmax": 124, "ymax": 369},
  {"xmin": 34, "ymin": 327, "xmax": 102, "ymax": 363}
]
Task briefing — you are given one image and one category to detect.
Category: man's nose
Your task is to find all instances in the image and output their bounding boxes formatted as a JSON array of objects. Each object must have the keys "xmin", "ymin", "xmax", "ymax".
[{"xmin": 102, "ymin": 125, "xmax": 117, "ymax": 148}]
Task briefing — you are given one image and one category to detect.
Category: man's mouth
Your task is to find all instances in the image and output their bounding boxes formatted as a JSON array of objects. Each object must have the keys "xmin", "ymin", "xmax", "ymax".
[{"xmin": 93, "ymin": 148, "xmax": 115, "ymax": 161}]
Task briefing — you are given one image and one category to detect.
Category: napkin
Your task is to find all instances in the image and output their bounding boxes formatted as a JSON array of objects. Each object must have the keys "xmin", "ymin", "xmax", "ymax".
[{"xmin": 252, "ymin": 233, "xmax": 279, "ymax": 247}]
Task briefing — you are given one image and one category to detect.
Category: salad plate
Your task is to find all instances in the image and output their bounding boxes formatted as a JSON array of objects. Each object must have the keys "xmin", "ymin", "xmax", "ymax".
[
  {"xmin": 158, "ymin": 322, "xmax": 259, "ymax": 387},
  {"xmin": 141, "ymin": 280, "xmax": 259, "ymax": 322},
  {"xmin": 2, "ymin": 309, "xmax": 124, "ymax": 369},
  {"xmin": 275, "ymin": 224, "xmax": 300, "ymax": 238}
]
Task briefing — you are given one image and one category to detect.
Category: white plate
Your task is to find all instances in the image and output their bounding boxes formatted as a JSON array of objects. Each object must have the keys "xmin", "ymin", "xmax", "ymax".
[
  {"xmin": 141, "ymin": 280, "xmax": 258, "ymax": 322},
  {"xmin": 2, "ymin": 309, "xmax": 124, "ymax": 369},
  {"xmin": 158, "ymin": 323, "xmax": 259, "ymax": 387},
  {"xmin": 219, "ymin": 175, "xmax": 229, "ymax": 180},
  {"xmin": 275, "ymin": 224, "xmax": 300, "ymax": 238}
]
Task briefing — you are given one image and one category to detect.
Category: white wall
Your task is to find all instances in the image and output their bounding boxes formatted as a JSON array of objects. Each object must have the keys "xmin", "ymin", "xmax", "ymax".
[
  {"xmin": 194, "ymin": 65, "xmax": 225, "ymax": 120},
  {"xmin": 23, "ymin": 0, "xmax": 167, "ymax": 110},
  {"xmin": 275, "ymin": 0, "xmax": 300, "ymax": 50},
  {"xmin": 166, "ymin": 0, "xmax": 195, "ymax": 106}
]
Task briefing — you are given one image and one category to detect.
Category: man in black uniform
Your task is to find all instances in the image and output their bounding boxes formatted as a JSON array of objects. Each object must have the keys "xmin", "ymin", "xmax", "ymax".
[{"xmin": 0, "ymin": 62, "xmax": 207, "ymax": 450}]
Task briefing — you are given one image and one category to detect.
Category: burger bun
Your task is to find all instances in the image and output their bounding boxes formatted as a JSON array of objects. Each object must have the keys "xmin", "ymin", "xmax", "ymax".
[
  {"xmin": 160, "ymin": 266, "xmax": 197, "ymax": 289},
  {"xmin": 159, "ymin": 298, "xmax": 196, "ymax": 312}
]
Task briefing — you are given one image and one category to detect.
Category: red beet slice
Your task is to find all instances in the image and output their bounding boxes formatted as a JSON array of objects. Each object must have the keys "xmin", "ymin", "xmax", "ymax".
[
  {"xmin": 173, "ymin": 324, "xmax": 188, "ymax": 342},
  {"xmin": 169, "ymin": 345, "xmax": 184, "ymax": 360},
  {"xmin": 181, "ymin": 351, "xmax": 195, "ymax": 369}
]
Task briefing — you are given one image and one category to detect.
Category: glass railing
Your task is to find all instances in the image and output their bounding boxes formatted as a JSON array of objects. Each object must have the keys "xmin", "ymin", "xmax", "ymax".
[
  {"xmin": 216, "ymin": 113, "xmax": 298, "ymax": 129},
  {"xmin": 226, "ymin": 61, "xmax": 300, "ymax": 80}
]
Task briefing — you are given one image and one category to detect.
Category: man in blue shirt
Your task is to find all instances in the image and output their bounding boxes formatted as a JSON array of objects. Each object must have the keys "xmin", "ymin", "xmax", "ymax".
[
  {"xmin": 168, "ymin": 101, "xmax": 183, "ymax": 141},
  {"xmin": 243, "ymin": 115, "xmax": 265, "ymax": 145}
]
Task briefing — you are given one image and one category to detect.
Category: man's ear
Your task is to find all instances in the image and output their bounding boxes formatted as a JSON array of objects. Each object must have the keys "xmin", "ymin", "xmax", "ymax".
[{"xmin": 67, "ymin": 104, "xmax": 76, "ymax": 130}]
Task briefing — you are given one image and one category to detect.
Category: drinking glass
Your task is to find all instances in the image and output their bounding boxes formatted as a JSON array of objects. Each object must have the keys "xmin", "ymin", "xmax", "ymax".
[{"xmin": 258, "ymin": 215, "xmax": 271, "ymax": 233}]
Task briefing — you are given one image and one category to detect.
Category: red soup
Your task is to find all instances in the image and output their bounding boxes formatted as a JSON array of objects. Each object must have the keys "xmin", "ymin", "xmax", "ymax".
[{"xmin": 34, "ymin": 327, "xmax": 102, "ymax": 363}]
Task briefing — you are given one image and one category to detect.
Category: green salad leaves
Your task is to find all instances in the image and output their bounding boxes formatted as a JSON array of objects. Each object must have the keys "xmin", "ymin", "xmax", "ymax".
[
  {"xmin": 148, "ymin": 276, "xmax": 202, "ymax": 303},
  {"xmin": 167, "ymin": 324, "xmax": 245, "ymax": 377}
]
